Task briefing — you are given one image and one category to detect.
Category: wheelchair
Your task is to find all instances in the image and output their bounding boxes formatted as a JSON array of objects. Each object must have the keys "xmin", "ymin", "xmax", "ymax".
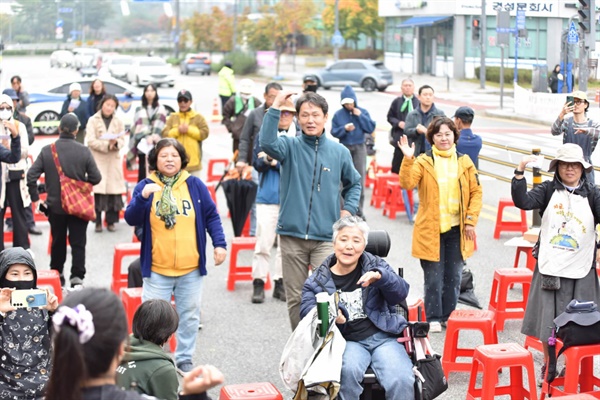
[{"xmin": 359, "ymin": 231, "xmax": 431, "ymax": 400}]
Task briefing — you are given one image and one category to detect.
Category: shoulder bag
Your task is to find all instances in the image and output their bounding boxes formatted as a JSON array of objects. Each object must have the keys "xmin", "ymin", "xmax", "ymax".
[{"xmin": 50, "ymin": 143, "xmax": 96, "ymax": 222}]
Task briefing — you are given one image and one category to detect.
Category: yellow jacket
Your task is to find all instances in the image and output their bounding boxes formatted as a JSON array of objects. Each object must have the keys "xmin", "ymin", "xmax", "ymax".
[
  {"xmin": 399, "ymin": 150, "xmax": 482, "ymax": 262},
  {"xmin": 218, "ymin": 66, "xmax": 236, "ymax": 97},
  {"xmin": 163, "ymin": 110, "xmax": 209, "ymax": 171}
]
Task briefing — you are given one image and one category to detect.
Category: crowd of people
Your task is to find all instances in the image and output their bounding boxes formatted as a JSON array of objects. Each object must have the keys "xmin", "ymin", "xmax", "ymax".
[{"xmin": 1, "ymin": 61, "xmax": 598, "ymax": 399}]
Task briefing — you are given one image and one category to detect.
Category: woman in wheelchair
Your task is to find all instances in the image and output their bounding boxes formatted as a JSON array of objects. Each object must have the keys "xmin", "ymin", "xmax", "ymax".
[{"xmin": 300, "ymin": 216, "xmax": 414, "ymax": 400}]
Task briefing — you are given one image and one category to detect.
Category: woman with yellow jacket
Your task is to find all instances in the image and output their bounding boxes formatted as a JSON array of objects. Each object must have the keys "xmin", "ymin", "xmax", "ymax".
[
  {"xmin": 162, "ymin": 90, "xmax": 209, "ymax": 177},
  {"xmin": 399, "ymin": 116, "xmax": 482, "ymax": 333}
]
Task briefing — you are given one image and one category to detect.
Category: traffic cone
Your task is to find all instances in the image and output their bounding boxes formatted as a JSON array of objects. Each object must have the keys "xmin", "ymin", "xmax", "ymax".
[
  {"xmin": 596, "ymin": 89, "xmax": 600, "ymax": 104},
  {"xmin": 210, "ymin": 98, "xmax": 222, "ymax": 122}
]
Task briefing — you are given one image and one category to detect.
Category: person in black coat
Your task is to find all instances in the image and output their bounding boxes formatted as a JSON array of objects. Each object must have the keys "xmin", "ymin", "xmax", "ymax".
[
  {"xmin": 60, "ymin": 82, "xmax": 89, "ymax": 144},
  {"xmin": 27, "ymin": 113, "xmax": 101, "ymax": 288},
  {"xmin": 548, "ymin": 64, "xmax": 561, "ymax": 94},
  {"xmin": 386, "ymin": 78, "xmax": 420, "ymax": 173}
]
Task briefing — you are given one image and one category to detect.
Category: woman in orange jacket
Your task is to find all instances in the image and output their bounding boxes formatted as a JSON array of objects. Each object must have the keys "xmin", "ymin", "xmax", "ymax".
[{"xmin": 399, "ymin": 116, "xmax": 482, "ymax": 333}]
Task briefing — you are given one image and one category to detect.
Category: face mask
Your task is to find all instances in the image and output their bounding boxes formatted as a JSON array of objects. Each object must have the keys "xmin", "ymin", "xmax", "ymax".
[
  {"xmin": 0, "ymin": 109, "xmax": 12, "ymax": 121},
  {"xmin": 0, "ymin": 277, "xmax": 35, "ymax": 290},
  {"xmin": 305, "ymin": 85, "xmax": 318, "ymax": 93},
  {"xmin": 240, "ymin": 93, "xmax": 250, "ymax": 100}
]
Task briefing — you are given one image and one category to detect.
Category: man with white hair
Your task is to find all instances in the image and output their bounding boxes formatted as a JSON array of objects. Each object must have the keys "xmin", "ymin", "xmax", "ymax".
[
  {"xmin": 222, "ymin": 78, "xmax": 263, "ymax": 160},
  {"xmin": 59, "ymin": 82, "xmax": 89, "ymax": 144}
]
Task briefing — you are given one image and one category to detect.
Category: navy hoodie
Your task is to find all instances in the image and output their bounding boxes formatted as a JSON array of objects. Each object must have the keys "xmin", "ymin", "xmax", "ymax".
[{"xmin": 331, "ymin": 86, "xmax": 377, "ymax": 146}]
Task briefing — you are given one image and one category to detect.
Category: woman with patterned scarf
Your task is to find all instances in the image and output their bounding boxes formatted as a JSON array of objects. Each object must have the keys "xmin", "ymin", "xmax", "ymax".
[
  {"xmin": 399, "ymin": 116, "xmax": 482, "ymax": 333},
  {"xmin": 124, "ymin": 138, "xmax": 227, "ymax": 373}
]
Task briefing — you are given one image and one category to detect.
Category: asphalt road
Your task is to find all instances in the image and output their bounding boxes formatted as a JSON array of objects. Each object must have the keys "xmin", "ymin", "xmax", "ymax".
[{"xmin": 0, "ymin": 55, "xmax": 572, "ymax": 399}]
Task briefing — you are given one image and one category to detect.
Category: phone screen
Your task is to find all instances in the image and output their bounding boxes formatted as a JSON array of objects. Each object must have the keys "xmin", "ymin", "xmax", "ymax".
[{"xmin": 566, "ymin": 95, "xmax": 574, "ymax": 105}]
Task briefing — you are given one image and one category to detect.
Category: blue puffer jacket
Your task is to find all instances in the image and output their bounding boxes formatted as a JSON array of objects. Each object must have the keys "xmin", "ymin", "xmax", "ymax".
[
  {"xmin": 300, "ymin": 252, "xmax": 410, "ymax": 335},
  {"xmin": 259, "ymin": 107, "xmax": 361, "ymax": 241},
  {"xmin": 331, "ymin": 85, "xmax": 377, "ymax": 146}
]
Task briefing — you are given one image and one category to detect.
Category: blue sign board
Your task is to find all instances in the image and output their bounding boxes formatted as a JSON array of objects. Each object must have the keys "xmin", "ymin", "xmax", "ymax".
[
  {"xmin": 58, "ymin": 7, "xmax": 72, "ymax": 13},
  {"xmin": 567, "ymin": 21, "xmax": 579, "ymax": 44},
  {"xmin": 496, "ymin": 27, "xmax": 517, "ymax": 34},
  {"xmin": 331, "ymin": 30, "xmax": 345, "ymax": 47},
  {"xmin": 516, "ymin": 10, "xmax": 526, "ymax": 30},
  {"xmin": 56, "ymin": 19, "xmax": 63, "ymax": 28}
]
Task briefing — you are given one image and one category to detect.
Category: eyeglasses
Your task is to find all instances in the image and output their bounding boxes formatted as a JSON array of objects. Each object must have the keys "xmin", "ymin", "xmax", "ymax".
[
  {"xmin": 573, "ymin": 99, "xmax": 585, "ymax": 105},
  {"xmin": 558, "ymin": 162, "xmax": 582, "ymax": 170},
  {"xmin": 281, "ymin": 111, "xmax": 295, "ymax": 117},
  {"xmin": 177, "ymin": 98, "xmax": 190, "ymax": 103},
  {"xmin": 0, "ymin": 107, "xmax": 12, "ymax": 111}
]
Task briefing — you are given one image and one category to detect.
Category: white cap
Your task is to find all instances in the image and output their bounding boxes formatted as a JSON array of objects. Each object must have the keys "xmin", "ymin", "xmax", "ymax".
[
  {"xmin": 0, "ymin": 94, "xmax": 13, "ymax": 107},
  {"xmin": 341, "ymin": 98, "xmax": 354, "ymax": 105},
  {"xmin": 69, "ymin": 82, "xmax": 82, "ymax": 93},
  {"xmin": 239, "ymin": 78, "xmax": 255, "ymax": 95}
]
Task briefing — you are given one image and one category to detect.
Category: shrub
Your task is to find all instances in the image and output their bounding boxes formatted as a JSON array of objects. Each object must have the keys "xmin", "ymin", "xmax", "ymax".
[
  {"xmin": 475, "ymin": 66, "xmax": 532, "ymax": 84},
  {"xmin": 213, "ymin": 51, "xmax": 257, "ymax": 75}
]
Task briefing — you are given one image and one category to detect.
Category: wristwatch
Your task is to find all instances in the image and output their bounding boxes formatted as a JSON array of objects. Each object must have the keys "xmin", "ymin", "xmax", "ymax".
[{"xmin": 514, "ymin": 169, "xmax": 524, "ymax": 176}]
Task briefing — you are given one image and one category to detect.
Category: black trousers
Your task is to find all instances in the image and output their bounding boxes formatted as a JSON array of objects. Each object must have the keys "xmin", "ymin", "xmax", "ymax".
[
  {"xmin": 220, "ymin": 95, "xmax": 231, "ymax": 112},
  {"xmin": 127, "ymin": 257, "xmax": 143, "ymax": 288},
  {"xmin": 0, "ymin": 181, "xmax": 30, "ymax": 251},
  {"xmin": 137, "ymin": 153, "xmax": 147, "ymax": 182},
  {"xmin": 391, "ymin": 147, "xmax": 403, "ymax": 174},
  {"xmin": 49, "ymin": 211, "xmax": 88, "ymax": 280}
]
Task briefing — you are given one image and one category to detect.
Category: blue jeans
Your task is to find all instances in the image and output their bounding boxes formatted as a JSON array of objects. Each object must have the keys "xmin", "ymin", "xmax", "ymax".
[
  {"xmin": 142, "ymin": 270, "xmax": 204, "ymax": 365},
  {"xmin": 339, "ymin": 331, "xmax": 414, "ymax": 400},
  {"xmin": 420, "ymin": 226, "xmax": 464, "ymax": 323}
]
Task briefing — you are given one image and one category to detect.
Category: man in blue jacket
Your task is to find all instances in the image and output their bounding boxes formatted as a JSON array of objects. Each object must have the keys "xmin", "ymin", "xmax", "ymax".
[
  {"xmin": 260, "ymin": 91, "xmax": 362, "ymax": 330},
  {"xmin": 331, "ymin": 86, "xmax": 376, "ymax": 219},
  {"xmin": 454, "ymin": 106, "xmax": 482, "ymax": 169}
]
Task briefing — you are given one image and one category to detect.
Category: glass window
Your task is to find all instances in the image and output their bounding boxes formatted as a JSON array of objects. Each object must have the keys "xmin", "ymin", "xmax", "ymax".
[
  {"xmin": 329, "ymin": 62, "xmax": 347, "ymax": 70},
  {"xmin": 345, "ymin": 62, "xmax": 366, "ymax": 70},
  {"xmin": 103, "ymin": 83, "xmax": 127, "ymax": 95},
  {"xmin": 49, "ymin": 84, "xmax": 70, "ymax": 94}
]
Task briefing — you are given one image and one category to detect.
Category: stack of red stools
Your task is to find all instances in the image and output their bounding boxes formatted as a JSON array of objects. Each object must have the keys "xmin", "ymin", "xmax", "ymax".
[
  {"xmin": 370, "ymin": 172, "xmax": 398, "ymax": 209},
  {"xmin": 227, "ymin": 237, "xmax": 270, "ymax": 291},
  {"xmin": 219, "ymin": 382, "xmax": 283, "ymax": 400},
  {"xmin": 111, "ymin": 242, "xmax": 141, "ymax": 295},
  {"xmin": 207, "ymin": 159, "xmax": 229, "ymax": 183},
  {"xmin": 383, "ymin": 181, "xmax": 413, "ymax": 220}
]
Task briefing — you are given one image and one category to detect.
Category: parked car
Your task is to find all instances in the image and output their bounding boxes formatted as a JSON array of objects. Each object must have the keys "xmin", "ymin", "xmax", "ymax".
[
  {"xmin": 72, "ymin": 47, "xmax": 102, "ymax": 70},
  {"xmin": 50, "ymin": 50, "xmax": 74, "ymax": 68},
  {"xmin": 27, "ymin": 77, "xmax": 178, "ymax": 135},
  {"xmin": 104, "ymin": 55, "xmax": 134, "ymax": 80},
  {"xmin": 180, "ymin": 53, "xmax": 211, "ymax": 75},
  {"xmin": 126, "ymin": 56, "xmax": 176, "ymax": 87},
  {"xmin": 312, "ymin": 59, "xmax": 393, "ymax": 92}
]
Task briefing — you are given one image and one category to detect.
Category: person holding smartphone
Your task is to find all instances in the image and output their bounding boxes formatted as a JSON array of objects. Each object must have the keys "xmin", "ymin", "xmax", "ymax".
[
  {"xmin": 0, "ymin": 247, "xmax": 59, "ymax": 399},
  {"xmin": 551, "ymin": 90, "xmax": 600, "ymax": 184}
]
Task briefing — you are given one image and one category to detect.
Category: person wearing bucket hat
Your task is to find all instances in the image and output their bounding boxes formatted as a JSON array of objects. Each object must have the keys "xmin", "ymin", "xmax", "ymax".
[
  {"xmin": 551, "ymin": 90, "xmax": 600, "ymax": 184},
  {"xmin": 59, "ymin": 81, "xmax": 89, "ymax": 144},
  {"xmin": 512, "ymin": 142, "xmax": 600, "ymax": 384}
]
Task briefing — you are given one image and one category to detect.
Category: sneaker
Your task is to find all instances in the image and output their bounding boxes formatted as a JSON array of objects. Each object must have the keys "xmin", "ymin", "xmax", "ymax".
[
  {"xmin": 95, "ymin": 224, "xmax": 102, "ymax": 233},
  {"xmin": 429, "ymin": 321, "xmax": 442, "ymax": 333},
  {"xmin": 177, "ymin": 361, "xmax": 194, "ymax": 374},
  {"xmin": 252, "ymin": 279, "xmax": 265, "ymax": 303},
  {"xmin": 70, "ymin": 277, "xmax": 84, "ymax": 288},
  {"xmin": 272, "ymin": 278, "xmax": 286, "ymax": 302},
  {"xmin": 107, "ymin": 224, "xmax": 116, "ymax": 232}
]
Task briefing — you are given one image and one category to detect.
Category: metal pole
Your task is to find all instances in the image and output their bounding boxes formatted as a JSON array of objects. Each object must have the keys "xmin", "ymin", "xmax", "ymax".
[
  {"xmin": 579, "ymin": 36, "xmax": 589, "ymax": 91},
  {"xmin": 514, "ymin": 33, "xmax": 519, "ymax": 83},
  {"xmin": 500, "ymin": 44, "xmax": 504, "ymax": 109},
  {"xmin": 480, "ymin": 0, "xmax": 486, "ymax": 89},
  {"xmin": 174, "ymin": 0, "xmax": 180, "ymax": 59},
  {"xmin": 532, "ymin": 148, "xmax": 542, "ymax": 227},
  {"xmin": 333, "ymin": 0, "xmax": 339, "ymax": 61},
  {"xmin": 81, "ymin": 0, "xmax": 85, "ymax": 44}
]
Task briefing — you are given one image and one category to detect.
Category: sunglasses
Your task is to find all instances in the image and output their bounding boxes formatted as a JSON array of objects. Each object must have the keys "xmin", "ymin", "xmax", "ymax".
[
  {"xmin": 178, "ymin": 98, "xmax": 190, "ymax": 103},
  {"xmin": 0, "ymin": 107, "xmax": 12, "ymax": 111},
  {"xmin": 573, "ymin": 99, "xmax": 585, "ymax": 105}
]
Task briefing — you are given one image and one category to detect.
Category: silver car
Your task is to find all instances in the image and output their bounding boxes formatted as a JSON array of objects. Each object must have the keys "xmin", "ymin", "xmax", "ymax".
[
  {"xmin": 313, "ymin": 59, "xmax": 393, "ymax": 92},
  {"xmin": 126, "ymin": 57, "xmax": 176, "ymax": 87}
]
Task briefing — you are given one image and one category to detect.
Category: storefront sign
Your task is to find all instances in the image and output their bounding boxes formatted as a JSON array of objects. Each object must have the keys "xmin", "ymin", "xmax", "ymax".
[
  {"xmin": 394, "ymin": 1, "xmax": 426, "ymax": 9},
  {"xmin": 489, "ymin": 2, "xmax": 556, "ymax": 16}
]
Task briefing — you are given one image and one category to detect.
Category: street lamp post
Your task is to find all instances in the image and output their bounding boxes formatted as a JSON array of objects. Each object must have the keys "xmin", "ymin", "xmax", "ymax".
[{"xmin": 333, "ymin": 0, "xmax": 339, "ymax": 61}]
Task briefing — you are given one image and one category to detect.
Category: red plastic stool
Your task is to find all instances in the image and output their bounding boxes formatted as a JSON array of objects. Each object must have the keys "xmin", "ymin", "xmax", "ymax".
[
  {"xmin": 442, "ymin": 309, "xmax": 498, "ymax": 378},
  {"xmin": 523, "ymin": 335, "xmax": 563, "ymax": 355},
  {"xmin": 121, "ymin": 287, "xmax": 177, "ymax": 353},
  {"xmin": 111, "ymin": 242, "xmax": 141, "ymax": 295},
  {"xmin": 207, "ymin": 159, "xmax": 229, "ymax": 183},
  {"xmin": 488, "ymin": 268, "xmax": 533, "ymax": 331},
  {"xmin": 408, "ymin": 298, "xmax": 427, "ymax": 322},
  {"xmin": 228, "ymin": 237, "xmax": 271, "ymax": 291},
  {"xmin": 494, "ymin": 198, "xmax": 528, "ymax": 239},
  {"xmin": 383, "ymin": 181, "xmax": 413, "ymax": 220},
  {"xmin": 466, "ymin": 343, "xmax": 538, "ymax": 400},
  {"xmin": 37, "ymin": 269, "xmax": 63, "ymax": 303},
  {"xmin": 540, "ymin": 343, "xmax": 600, "ymax": 398},
  {"xmin": 122, "ymin": 155, "xmax": 138, "ymax": 184},
  {"xmin": 370, "ymin": 172, "xmax": 398, "ymax": 209},
  {"xmin": 513, "ymin": 246, "xmax": 536, "ymax": 271},
  {"xmin": 219, "ymin": 382, "xmax": 283, "ymax": 400},
  {"xmin": 241, "ymin": 215, "xmax": 251, "ymax": 237}
]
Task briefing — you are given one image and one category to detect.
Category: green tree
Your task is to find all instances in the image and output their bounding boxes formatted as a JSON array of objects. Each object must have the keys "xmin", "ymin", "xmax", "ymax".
[
  {"xmin": 241, "ymin": 0, "xmax": 317, "ymax": 75},
  {"xmin": 183, "ymin": 7, "xmax": 234, "ymax": 52},
  {"xmin": 322, "ymin": 0, "xmax": 383, "ymax": 50}
]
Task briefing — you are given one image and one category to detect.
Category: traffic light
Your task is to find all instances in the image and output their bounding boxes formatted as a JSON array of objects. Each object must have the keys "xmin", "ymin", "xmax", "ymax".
[
  {"xmin": 472, "ymin": 18, "xmax": 481, "ymax": 42},
  {"xmin": 578, "ymin": 0, "xmax": 595, "ymax": 32},
  {"xmin": 578, "ymin": 0, "xmax": 596, "ymax": 50}
]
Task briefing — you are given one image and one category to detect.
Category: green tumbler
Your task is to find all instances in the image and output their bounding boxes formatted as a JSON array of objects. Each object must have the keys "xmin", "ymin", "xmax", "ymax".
[{"xmin": 316, "ymin": 292, "xmax": 329, "ymax": 337}]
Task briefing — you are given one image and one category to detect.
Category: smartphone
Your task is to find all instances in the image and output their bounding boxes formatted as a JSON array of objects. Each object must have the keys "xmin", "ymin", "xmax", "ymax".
[
  {"xmin": 37, "ymin": 202, "xmax": 48, "ymax": 217},
  {"xmin": 566, "ymin": 95, "xmax": 574, "ymax": 105},
  {"xmin": 11, "ymin": 289, "xmax": 47, "ymax": 308}
]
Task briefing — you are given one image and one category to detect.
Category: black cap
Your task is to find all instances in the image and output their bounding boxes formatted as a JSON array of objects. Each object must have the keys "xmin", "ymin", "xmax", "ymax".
[
  {"xmin": 177, "ymin": 89, "xmax": 192, "ymax": 101},
  {"xmin": 303, "ymin": 75, "xmax": 318, "ymax": 83},
  {"xmin": 59, "ymin": 113, "xmax": 80, "ymax": 134},
  {"xmin": 453, "ymin": 106, "xmax": 475, "ymax": 120}
]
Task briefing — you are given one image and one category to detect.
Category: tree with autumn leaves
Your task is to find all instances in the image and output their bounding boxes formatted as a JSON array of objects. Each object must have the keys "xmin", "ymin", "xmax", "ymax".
[
  {"xmin": 322, "ymin": 0, "xmax": 383, "ymax": 50},
  {"xmin": 183, "ymin": 6, "xmax": 236, "ymax": 53}
]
